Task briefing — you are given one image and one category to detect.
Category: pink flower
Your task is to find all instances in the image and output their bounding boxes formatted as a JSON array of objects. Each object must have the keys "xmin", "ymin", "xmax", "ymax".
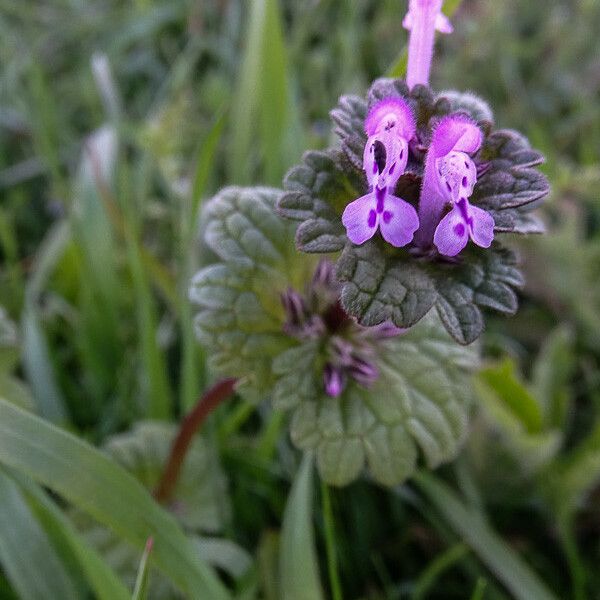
[
  {"xmin": 342, "ymin": 98, "xmax": 419, "ymax": 248},
  {"xmin": 416, "ymin": 114, "xmax": 495, "ymax": 256},
  {"xmin": 403, "ymin": 0, "xmax": 453, "ymax": 89}
]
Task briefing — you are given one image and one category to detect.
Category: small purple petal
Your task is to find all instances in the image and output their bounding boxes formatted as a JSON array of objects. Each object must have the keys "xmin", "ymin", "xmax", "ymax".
[
  {"xmin": 468, "ymin": 203, "xmax": 495, "ymax": 248},
  {"xmin": 311, "ymin": 259, "xmax": 336, "ymax": 289},
  {"xmin": 281, "ymin": 288, "xmax": 307, "ymax": 326},
  {"xmin": 348, "ymin": 355, "xmax": 379, "ymax": 387},
  {"xmin": 324, "ymin": 364, "xmax": 346, "ymax": 398},
  {"xmin": 435, "ymin": 11, "xmax": 453, "ymax": 33},
  {"xmin": 379, "ymin": 193, "xmax": 420, "ymax": 247},
  {"xmin": 364, "ymin": 97, "xmax": 416, "ymax": 139},
  {"xmin": 372, "ymin": 322, "xmax": 408, "ymax": 338},
  {"xmin": 433, "ymin": 204, "xmax": 469, "ymax": 257},
  {"xmin": 342, "ymin": 194, "xmax": 378, "ymax": 245}
]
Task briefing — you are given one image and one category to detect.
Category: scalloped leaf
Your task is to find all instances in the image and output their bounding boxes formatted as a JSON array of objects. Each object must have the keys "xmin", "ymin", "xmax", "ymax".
[
  {"xmin": 204, "ymin": 186, "xmax": 296, "ymax": 271},
  {"xmin": 190, "ymin": 264, "xmax": 292, "ymax": 401},
  {"xmin": 274, "ymin": 314, "xmax": 476, "ymax": 486},
  {"xmin": 336, "ymin": 239, "xmax": 523, "ymax": 344},
  {"xmin": 336, "ymin": 240, "xmax": 436, "ymax": 327},
  {"xmin": 280, "ymin": 150, "xmax": 361, "ymax": 253},
  {"xmin": 193, "ymin": 186, "xmax": 312, "ymax": 399},
  {"xmin": 436, "ymin": 90, "xmax": 494, "ymax": 124},
  {"xmin": 435, "ymin": 245, "xmax": 523, "ymax": 345}
]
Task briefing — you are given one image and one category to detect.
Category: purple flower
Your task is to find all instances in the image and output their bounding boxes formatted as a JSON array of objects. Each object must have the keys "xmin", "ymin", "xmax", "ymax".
[
  {"xmin": 342, "ymin": 98, "xmax": 419, "ymax": 248},
  {"xmin": 403, "ymin": 0, "xmax": 453, "ymax": 89},
  {"xmin": 281, "ymin": 260, "xmax": 401, "ymax": 398},
  {"xmin": 415, "ymin": 114, "xmax": 494, "ymax": 256},
  {"xmin": 323, "ymin": 364, "xmax": 346, "ymax": 398}
]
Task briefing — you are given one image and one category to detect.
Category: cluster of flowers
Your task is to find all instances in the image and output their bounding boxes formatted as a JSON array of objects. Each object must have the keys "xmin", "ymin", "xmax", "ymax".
[
  {"xmin": 343, "ymin": 98, "xmax": 493, "ymax": 257},
  {"xmin": 343, "ymin": 0, "xmax": 493, "ymax": 257}
]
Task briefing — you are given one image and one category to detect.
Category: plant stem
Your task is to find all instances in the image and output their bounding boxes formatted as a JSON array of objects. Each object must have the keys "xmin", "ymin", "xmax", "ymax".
[
  {"xmin": 154, "ymin": 378, "xmax": 237, "ymax": 503},
  {"xmin": 320, "ymin": 481, "xmax": 343, "ymax": 600}
]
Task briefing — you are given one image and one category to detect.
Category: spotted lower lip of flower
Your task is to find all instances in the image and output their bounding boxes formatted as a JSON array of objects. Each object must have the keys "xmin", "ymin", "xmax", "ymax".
[
  {"xmin": 342, "ymin": 97, "xmax": 419, "ymax": 248},
  {"xmin": 433, "ymin": 196, "xmax": 494, "ymax": 256},
  {"xmin": 415, "ymin": 114, "xmax": 494, "ymax": 254},
  {"xmin": 403, "ymin": 0, "xmax": 453, "ymax": 89}
]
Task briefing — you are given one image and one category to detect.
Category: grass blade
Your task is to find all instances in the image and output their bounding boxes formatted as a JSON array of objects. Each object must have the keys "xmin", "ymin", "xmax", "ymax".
[
  {"xmin": 15, "ymin": 474, "xmax": 130, "ymax": 600},
  {"xmin": 21, "ymin": 301, "xmax": 68, "ymax": 424},
  {"xmin": 0, "ymin": 398, "xmax": 230, "ymax": 600},
  {"xmin": 231, "ymin": 0, "xmax": 299, "ymax": 185},
  {"xmin": 415, "ymin": 473, "xmax": 558, "ymax": 600},
  {"xmin": 132, "ymin": 538, "xmax": 154, "ymax": 600},
  {"xmin": 280, "ymin": 453, "xmax": 324, "ymax": 600},
  {"xmin": 0, "ymin": 468, "xmax": 79, "ymax": 600}
]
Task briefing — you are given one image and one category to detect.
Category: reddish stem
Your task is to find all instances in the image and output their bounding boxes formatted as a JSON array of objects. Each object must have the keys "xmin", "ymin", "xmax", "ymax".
[{"xmin": 154, "ymin": 378, "xmax": 237, "ymax": 504}]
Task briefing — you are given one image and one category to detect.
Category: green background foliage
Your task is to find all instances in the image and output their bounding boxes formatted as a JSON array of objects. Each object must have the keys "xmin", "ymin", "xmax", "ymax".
[{"xmin": 0, "ymin": 0, "xmax": 599, "ymax": 598}]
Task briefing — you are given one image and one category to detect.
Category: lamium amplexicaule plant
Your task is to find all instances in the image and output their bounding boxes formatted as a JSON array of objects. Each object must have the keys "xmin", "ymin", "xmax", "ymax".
[{"xmin": 190, "ymin": 0, "xmax": 549, "ymax": 486}]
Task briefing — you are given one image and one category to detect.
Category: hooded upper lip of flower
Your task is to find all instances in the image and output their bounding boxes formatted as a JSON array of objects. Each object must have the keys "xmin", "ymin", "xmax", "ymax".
[
  {"xmin": 415, "ymin": 114, "xmax": 495, "ymax": 256},
  {"xmin": 342, "ymin": 97, "xmax": 420, "ymax": 248}
]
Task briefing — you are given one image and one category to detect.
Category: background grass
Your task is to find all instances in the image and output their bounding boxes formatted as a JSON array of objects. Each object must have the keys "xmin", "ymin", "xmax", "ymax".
[{"xmin": 0, "ymin": 0, "xmax": 599, "ymax": 598}]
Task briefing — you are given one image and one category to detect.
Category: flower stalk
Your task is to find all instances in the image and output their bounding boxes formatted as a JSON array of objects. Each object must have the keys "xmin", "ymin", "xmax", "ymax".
[{"xmin": 154, "ymin": 377, "xmax": 237, "ymax": 504}]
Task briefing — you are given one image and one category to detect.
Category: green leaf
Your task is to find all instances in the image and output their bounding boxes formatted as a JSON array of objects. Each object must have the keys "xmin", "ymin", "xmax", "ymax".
[
  {"xmin": 277, "ymin": 314, "xmax": 477, "ymax": 486},
  {"xmin": 204, "ymin": 186, "xmax": 296, "ymax": 273},
  {"xmin": 191, "ymin": 187, "xmax": 302, "ymax": 400},
  {"xmin": 415, "ymin": 473, "xmax": 559, "ymax": 600},
  {"xmin": 21, "ymin": 300, "xmax": 68, "ymax": 423},
  {"xmin": 279, "ymin": 150, "xmax": 353, "ymax": 254},
  {"xmin": 230, "ymin": 0, "xmax": 301, "ymax": 185},
  {"xmin": 336, "ymin": 240, "xmax": 436, "ymax": 328},
  {"xmin": 71, "ymin": 422, "xmax": 235, "ymax": 597},
  {"xmin": 478, "ymin": 359, "xmax": 543, "ymax": 434},
  {"xmin": 280, "ymin": 454, "xmax": 324, "ymax": 600},
  {"xmin": 0, "ymin": 398, "xmax": 230, "ymax": 600},
  {"xmin": 0, "ymin": 308, "xmax": 34, "ymax": 411},
  {"xmin": 433, "ymin": 244, "xmax": 523, "ymax": 345},
  {"xmin": 542, "ymin": 421, "xmax": 600, "ymax": 525},
  {"xmin": 190, "ymin": 263, "xmax": 291, "ymax": 402},
  {"xmin": 191, "ymin": 537, "xmax": 253, "ymax": 580},
  {"xmin": 531, "ymin": 325, "xmax": 574, "ymax": 428},
  {"xmin": 436, "ymin": 90, "xmax": 493, "ymax": 124},
  {"xmin": 0, "ymin": 469, "xmax": 79, "ymax": 600}
]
